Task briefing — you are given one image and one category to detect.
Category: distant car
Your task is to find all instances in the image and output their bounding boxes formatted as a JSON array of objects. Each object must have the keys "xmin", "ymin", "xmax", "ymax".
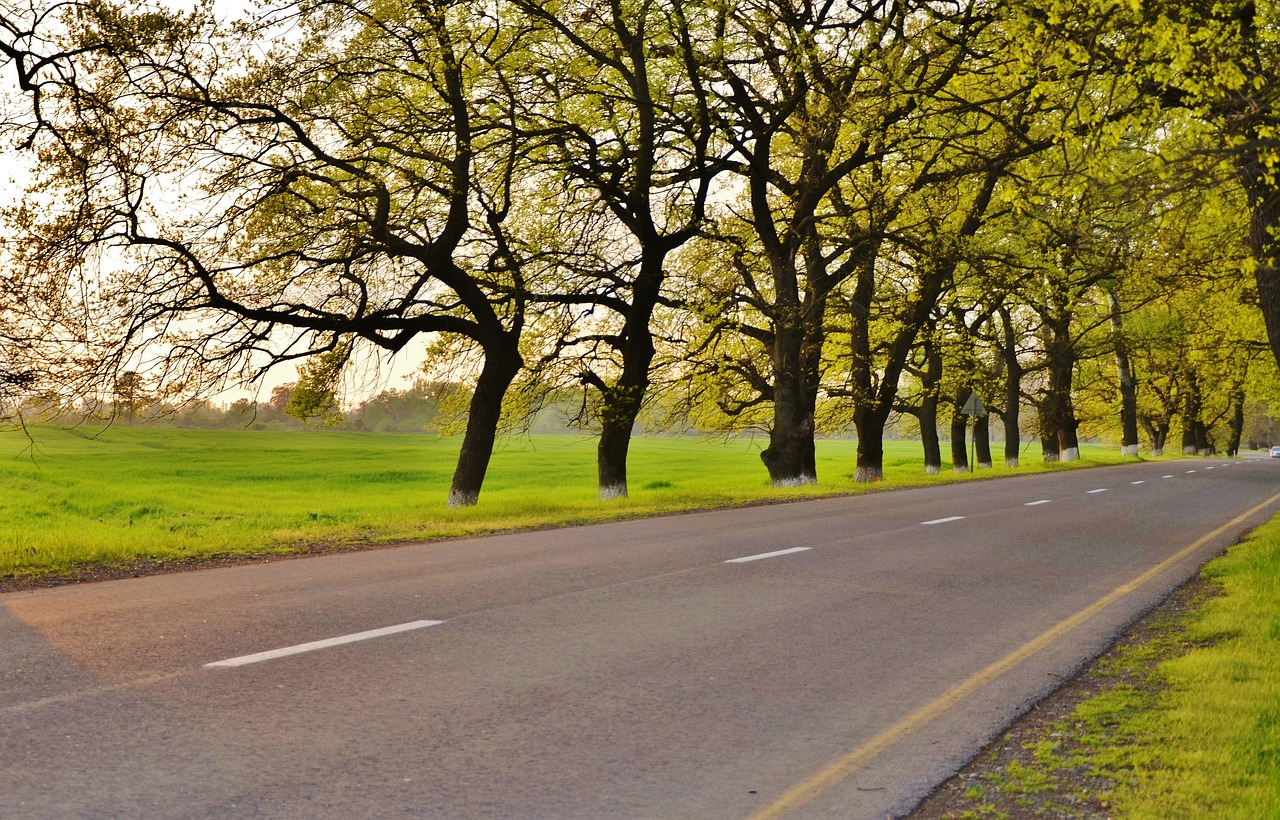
[{"xmin": 1270, "ymin": 446, "xmax": 1280, "ymax": 458}]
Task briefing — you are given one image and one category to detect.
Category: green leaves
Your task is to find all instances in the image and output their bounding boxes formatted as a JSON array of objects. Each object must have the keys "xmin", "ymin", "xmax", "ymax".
[{"xmin": 284, "ymin": 340, "xmax": 351, "ymax": 426}]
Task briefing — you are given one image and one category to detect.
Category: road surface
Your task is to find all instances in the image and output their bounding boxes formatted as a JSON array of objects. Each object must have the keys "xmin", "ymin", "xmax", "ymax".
[{"xmin": 3, "ymin": 458, "xmax": 1278, "ymax": 818}]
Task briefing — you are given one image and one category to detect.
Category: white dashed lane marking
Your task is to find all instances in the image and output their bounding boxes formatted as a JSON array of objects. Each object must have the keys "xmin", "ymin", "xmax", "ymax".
[
  {"xmin": 1024, "ymin": 500, "xmax": 1051, "ymax": 506},
  {"xmin": 726, "ymin": 547, "xmax": 812, "ymax": 564},
  {"xmin": 205, "ymin": 620, "xmax": 445, "ymax": 669},
  {"xmin": 1087, "ymin": 489, "xmax": 1108, "ymax": 494}
]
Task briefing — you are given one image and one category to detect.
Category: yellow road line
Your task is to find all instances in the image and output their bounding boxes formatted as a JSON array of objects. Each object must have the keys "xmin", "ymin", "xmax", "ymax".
[{"xmin": 751, "ymin": 487, "xmax": 1280, "ymax": 819}]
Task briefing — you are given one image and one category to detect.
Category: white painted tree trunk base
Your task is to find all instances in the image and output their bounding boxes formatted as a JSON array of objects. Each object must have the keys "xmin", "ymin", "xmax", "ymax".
[
  {"xmin": 773, "ymin": 474, "xmax": 817, "ymax": 488},
  {"xmin": 1006, "ymin": 457, "xmax": 1019, "ymax": 468},
  {"xmin": 977, "ymin": 461, "xmax": 992, "ymax": 469},
  {"xmin": 599, "ymin": 484, "xmax": 628, "ymax": 500},
  {"xmin": 1121, "ymin": 444, "xmax": 1139, "ymax": 457},
  {"xmin": 924, "ymin": 465, "xmax": 941, "ymax": 475},
  {"xmin": 1043, "ymin": 453, "xmax": 1059, "ymax": 463},
  {"xmin": 1061, "ymin": 447, "xmax": 1080, "ymax": 462},
  {"xmin": 448, "ymin": 489, "xmax": 479, "ymax": 507},
  {"xmin": 1183, "ymin": 445, "xmax": 1197, "ymax": 455},
  {"xmin": 854, "ymin": 465, "xmax": 883, "ymax": 483},
  {"xmin": 1152, "ymin": 448, "xmax": 1163, "ymax": 457},
  {"xmin": 953, "ymin": 465, "xmax": 968, "ymax": 473}
]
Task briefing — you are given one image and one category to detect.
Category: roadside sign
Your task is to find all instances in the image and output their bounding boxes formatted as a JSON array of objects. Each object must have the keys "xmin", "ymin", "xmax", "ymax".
[{"xmin": 961, "ymin": 393, "xmax": 986, "ymax": 417}]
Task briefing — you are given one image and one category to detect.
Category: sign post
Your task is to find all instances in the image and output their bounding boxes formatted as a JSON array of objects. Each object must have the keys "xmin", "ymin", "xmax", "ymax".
[{"xmin": 960, "ymin": 392, "xmax": 987, "ymax": 473}]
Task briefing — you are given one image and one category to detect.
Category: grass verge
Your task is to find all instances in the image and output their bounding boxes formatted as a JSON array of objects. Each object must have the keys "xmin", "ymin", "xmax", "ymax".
[
  {"xmin": 2, "ymin": 425, "xmax": 1131, "ymax": 584},
  {"xmin": 911, "ymin": 513, "xmax": 1280, "ymax": 818}
]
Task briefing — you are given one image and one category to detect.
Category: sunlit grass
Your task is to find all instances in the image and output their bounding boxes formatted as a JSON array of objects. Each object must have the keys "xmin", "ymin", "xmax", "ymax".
[
  {"xmin": 1105, "ymin": 515, "xmax": 1280, "ymax": 817},
  {"xmin": 959, "ymin": 513, "xmax": 1280, "ymax": 817},
  {"xmin": 1, "ymin": 425, "xmax": 1134, "ymax": 578}
]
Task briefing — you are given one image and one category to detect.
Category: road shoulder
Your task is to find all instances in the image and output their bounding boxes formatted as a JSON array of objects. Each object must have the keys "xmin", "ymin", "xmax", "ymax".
[{"xmin": 908, "ymin": 573, "xmax": 1216, "ymax": 818}]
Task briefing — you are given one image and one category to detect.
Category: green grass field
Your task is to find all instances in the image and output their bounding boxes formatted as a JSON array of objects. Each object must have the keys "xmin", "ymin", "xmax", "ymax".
[{"xmin": 1, "ymin": 424, "xmax": 1125, "ymax": 578}]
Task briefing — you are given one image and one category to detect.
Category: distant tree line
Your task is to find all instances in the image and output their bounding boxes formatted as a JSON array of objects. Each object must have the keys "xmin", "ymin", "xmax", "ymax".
[
  {"xmin": 3, "ymin": 376, "xmax": 630, "ymax": 436},
  {"xmin": 7, "ymin": 378, "xmax": 466, "ymax": 433}
]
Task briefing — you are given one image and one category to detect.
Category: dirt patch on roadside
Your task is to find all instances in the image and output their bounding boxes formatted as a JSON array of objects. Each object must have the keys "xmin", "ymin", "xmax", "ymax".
[{"xmin": 908, "ymin": 574, "xmax": 1216, "ymax": 819}]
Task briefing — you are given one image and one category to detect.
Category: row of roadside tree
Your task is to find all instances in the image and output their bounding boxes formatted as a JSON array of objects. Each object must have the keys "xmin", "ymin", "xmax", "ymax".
[{"xmin": 0, "ymin": 0, "xmax": 1277, "ymax": 504}]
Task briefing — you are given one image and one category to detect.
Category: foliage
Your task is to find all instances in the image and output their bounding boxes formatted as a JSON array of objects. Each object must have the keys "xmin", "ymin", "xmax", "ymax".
[{"xmin": 284, "ymin": 342, "xmax": 350, "ymax": 426}]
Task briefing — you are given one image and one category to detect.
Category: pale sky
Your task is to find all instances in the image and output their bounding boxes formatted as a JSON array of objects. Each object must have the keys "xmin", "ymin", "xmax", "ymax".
[{"xmin": 0, "ymin": 0, "xmax": 428, "ymax": 407}]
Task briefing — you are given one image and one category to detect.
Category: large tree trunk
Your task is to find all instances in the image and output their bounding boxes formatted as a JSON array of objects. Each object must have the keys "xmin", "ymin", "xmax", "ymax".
[
  {"xmin": 1141, "ymin": 380, "xmax": 1177, "ymax": 457},
  {"xmin": 1180, "ymin": 424, "xmax": 1197, "ymax": 455},
  {"xmin": 1040, "ymin": 427, "xmax": 1060, "ymax": 462},
  {"xmin": 974, "ymin": 414, "xmax": 992, "ymax": 469},
  {"xmin": 799, "ymin": 319, "xmax": 822, "ymax": 481},
  {"xmin": 761, "ymin": 331, "xmax": 817, "ymax": 486},
  {"xmin": 950, "ymin": 389, "xmax": 969, "ymax": 473},
  {"xmin": 1236, "ymin": 50, "xmax": 1280, "ymax": 374},
  {"xmin": 919, "ymin": 342, "xmax": 943, "ymax": 474},
  {"xmin": 1249, "ymin": 193, "xmax": 1280, "ymax": 370},
  {"xmin": 853, "ymin": 406, "xmax": 888, "ymax": 482},
  {"xmin": 1141, "ymin": 417, "xmax": 1169, "ymax": 457},
  {"xmin": 761, "ymin": 290, "xmax": 824, "ymax": 486},
  {"xmin": 1227, "ymin": 386, "xmax": 1245, "ymax": 457},
  {"xmin": 920, "ymin": 408, "xmax": 942, "ymax": 474},
  {"xmin": 1045, "ymin": 313, "xmax": 1080, "ymax": 462},
  {"xmin": 1107, "ymin": 290, "xmax": 1140, "ymax": 457},
  {"xmin": 1195, "ymin": 420, "xmax": 1212, "ymax": 456},
  {"xmin": 761, "ymin": 416, "xmax": 817, "ymax": 487},
  {"xmin": 1180, "ymin": 374, "xmax": 1201, "ymax": 456},
  {"xmin": 448, "ymin": 345, "xmax": 524, "ymax": 507},
  {"xmin": 999, "ymin": 308, "xmax": 1023, "ymax": 467},
  {"xmin": 597, "ymin": 417, "xmax": 634, "ymax": 499},
  {"xmin": 597, "ymin": 259, "xmax": 662, "ymax": 500},
  {"xmin": 1225, "ymin": 366, "xmax": 1247, "ymax": 457},
  {"xmin": 597, "ymin": 365, "xmax": 652, "ymax": 500},
  {"xmin": 1058, "ymin": 423, "xmax": 1081, "ymax": 461},
  {"xmin": 1003, "ymin": 410, "xmax": 1021, "ymax": 466},
  {"xmin": 749, "ymin": 110, "xmax": 833, "ymax": 488}
]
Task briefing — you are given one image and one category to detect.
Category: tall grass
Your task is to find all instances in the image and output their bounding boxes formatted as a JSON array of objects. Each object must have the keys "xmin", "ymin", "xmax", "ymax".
[{"xmin": 1, "ymin": 425, "xmax": 1123, "ymax": 577}]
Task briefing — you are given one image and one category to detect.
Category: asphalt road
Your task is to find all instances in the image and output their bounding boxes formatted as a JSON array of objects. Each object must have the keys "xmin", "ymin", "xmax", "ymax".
[{"xmin": 4, "ymin": 458, "xmax": 1279, "ymax": 818}]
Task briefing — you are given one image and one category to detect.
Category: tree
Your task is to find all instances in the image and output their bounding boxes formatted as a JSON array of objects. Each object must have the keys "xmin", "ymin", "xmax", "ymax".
[
  {"xmin": 899, "ymin": 329, "xmax": 946, "ymax": 474},
  {"xmin": 285, "ymin": 345, "xmax": 346, "ymax": 426},
  {"xmin": 1141, "ymin": 2, "xmax": 1280, "ymax": 373},
  {"xmin": 0, "ymin": 0, "xmax": 545, "ymax": 505},
  {"xmin": 113, "ymin": 370, "xmax": 148, "ymax": 424},
  {"xmin": 821, "ymin": 0, "xmax": 1137, "ymax": 482},
  {"xmin": 990, "ymin": 135, "xmax": 1167, "ymax": 462},
  {"xmin": 694, "ymin": 0, "xmax": 918, "ymax": 487},
  {"xmin": 267, "ymin": 383, "xmax": 295, "ymax": 416},
  {"xmin": 686, "ymin": 1, "xmax": 1053, "ymax": 483},
  {"xmin": 509, "ymin": 0, "xmax": 725, "ymax": 499}
]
